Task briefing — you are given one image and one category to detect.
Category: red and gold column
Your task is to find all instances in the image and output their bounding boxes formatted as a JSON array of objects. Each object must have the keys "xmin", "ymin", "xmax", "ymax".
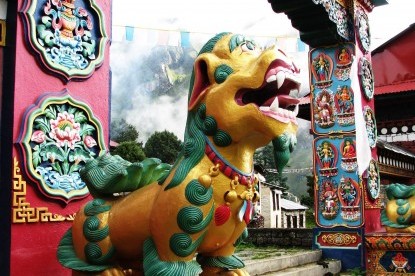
[{"xmin": 0, "ymin": 0, "xmax": 111, "ymax": 275}]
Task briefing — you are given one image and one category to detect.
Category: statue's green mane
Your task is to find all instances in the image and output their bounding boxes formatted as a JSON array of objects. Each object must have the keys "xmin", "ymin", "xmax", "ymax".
[
  {"xmin": 164, "ymin": 32, "xmax": 230, "ymax": 190},
  {"xmin": 163, "ymin": 32, "xmax": 294, "ymax": 190}
]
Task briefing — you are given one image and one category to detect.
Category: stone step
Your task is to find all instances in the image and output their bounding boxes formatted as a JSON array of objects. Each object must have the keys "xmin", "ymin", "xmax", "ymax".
[
  {"xmin": 243, "ymin": 250, "xmax": 324, "ymax": 275},
  {"xmin": 257, "ymin": 259, "xmax": 342, "ymax": 276}
]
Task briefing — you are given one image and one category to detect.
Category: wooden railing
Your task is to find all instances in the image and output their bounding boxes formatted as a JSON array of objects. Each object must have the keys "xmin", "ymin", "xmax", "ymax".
[{"xmin": 377, "ymin": 144, "xmax": 415, "ymax": 179}]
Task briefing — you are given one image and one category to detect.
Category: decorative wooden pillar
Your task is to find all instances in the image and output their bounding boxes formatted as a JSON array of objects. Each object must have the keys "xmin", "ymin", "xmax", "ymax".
[
  {"xmin": 268, "ymin": 0, "xmax": 386, "ymax": 271},
  {"xmin": 309, "ymin": 0, "xmax": 381, "ymax": 270},
  {"xmin": 0, "ymin": 0, "xmax": 111, "ymax": 274}
]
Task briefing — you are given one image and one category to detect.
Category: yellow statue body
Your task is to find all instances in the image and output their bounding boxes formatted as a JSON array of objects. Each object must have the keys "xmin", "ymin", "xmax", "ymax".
[
  {"xmin": 58, "ymin": 33, "xmax": 301, "ymax": 275},
  {"xmin": 382, "ymin": 183, "xmax": 415, "ymax": 233}
]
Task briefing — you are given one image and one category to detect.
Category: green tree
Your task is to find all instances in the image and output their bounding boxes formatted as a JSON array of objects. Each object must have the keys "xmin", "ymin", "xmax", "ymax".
[
  {"xmin": 144, "ymin": 130, "xmax": 182, "ymax": 164},
  {"xmin": 110, "ymin": 118, "xmax": 139, "ymax": 143},
  {"xmin": 300, "ymin": 175, "xmax": 315, "ymax": 207},
  {"xmin": 110, "ymin": 141, "xmax": 146, "ymax": 163}
]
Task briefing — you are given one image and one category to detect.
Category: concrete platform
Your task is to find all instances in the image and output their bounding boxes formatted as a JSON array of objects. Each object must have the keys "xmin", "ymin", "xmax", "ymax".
[{"xmin": 237, "ymin": 248, "xmax": 342, "ymax": 276}]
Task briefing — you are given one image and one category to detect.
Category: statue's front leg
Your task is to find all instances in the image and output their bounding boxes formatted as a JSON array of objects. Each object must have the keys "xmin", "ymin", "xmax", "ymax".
[
  {"xmin": 197, "ymin": 247, "xmax": 249, "ymax": 276},
  {"xmin": 197, "ymin": 228, "xmax": 250, "ymax": 276},
  {"xmin": 145, "ymin": 176, "xmax": 216, "ymax": 275}
]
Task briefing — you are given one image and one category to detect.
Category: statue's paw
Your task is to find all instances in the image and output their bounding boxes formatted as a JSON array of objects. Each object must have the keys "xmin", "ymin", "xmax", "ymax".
[
  {"xmin": 72, "ymin": 267, "xmax": 129, "ymax": 276},
  {"xmin": 385, "ymin": 225, "xmax": 415, "ymax": 233},
  {"xmin": 200, "ymin": 267, "xmax": 249, "ymax": 276}
]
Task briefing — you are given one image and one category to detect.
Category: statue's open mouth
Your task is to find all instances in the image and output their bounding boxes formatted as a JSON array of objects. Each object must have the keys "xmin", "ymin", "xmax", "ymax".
[{"xmin": 235, "ymin": 59, "xmax": 302, "ymax": 125}]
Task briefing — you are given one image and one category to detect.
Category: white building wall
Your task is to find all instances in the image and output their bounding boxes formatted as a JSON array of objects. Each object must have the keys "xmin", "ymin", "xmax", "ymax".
[{"xmin": 259, "ymin": 184, "xmax": 282, "ymax": 228}]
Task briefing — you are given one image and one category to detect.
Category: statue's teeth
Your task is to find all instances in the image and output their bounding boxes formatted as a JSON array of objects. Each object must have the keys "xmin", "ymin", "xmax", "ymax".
[
  {"xmin": 266, "ymin": 75, "xmax": 277, "ymax": 83},
  {"xmin": 276, "ymin": 71, "xmax": 286, "ymax": 89},
  {"xmin": 293, "ymin": 104, "xmax": 299, "ymax": 117},
  {"xmin": 270, "ymin": 97, "xmax": 279, "ymax": 112},
  {"xmin": 289, "ymin": 89, "xmax": 299, "ymax": 98}
]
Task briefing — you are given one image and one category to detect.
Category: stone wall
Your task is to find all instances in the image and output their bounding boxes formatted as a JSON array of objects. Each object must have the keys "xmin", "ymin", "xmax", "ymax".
[{"xmin": 246, "ymin": 228, "xmax": 313, "ymax": 248}]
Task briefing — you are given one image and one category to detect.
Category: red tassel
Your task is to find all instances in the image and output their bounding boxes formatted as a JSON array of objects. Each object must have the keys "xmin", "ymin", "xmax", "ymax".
[
  {"xmin": 244, "ymin": 201, "xmax": 253, "ymax": 224},
  {"xmin": 215, "ymin": 205, "xmax": 231, "ymax": 226}
]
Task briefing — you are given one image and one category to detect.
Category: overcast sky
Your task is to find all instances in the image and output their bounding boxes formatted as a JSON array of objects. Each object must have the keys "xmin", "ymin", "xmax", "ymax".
[
  {"xmin": 110, "ymin": 1, "xmax": 415, "ymax": 142},
  {"xmin": 113, "ymin": 0, "xmax": 415, "ymax": 50}
]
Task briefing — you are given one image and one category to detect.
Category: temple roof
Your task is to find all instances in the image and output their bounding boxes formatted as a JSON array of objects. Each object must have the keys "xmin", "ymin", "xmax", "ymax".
[
  {"xmin": 281, "ymin": 198, "xmax": 308, "ymax": 210},
  {"xmin": 372, "ymin": 23, "xmax": 415, "ymax": 95}
]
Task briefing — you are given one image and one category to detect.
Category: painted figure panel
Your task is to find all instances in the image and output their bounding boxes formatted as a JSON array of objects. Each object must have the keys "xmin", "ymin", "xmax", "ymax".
[
  {"xmin": 355, "ymin": 6, "xmax": 371, "ymax": 53},
  {"xmin": 314, "ymin": 136, "xmax": 363, "ymax": 228},
  {"xmin": 359, "ymin": 57, "xmax": 375, "ymax": 100},
  {"xmin": 315, "ymin": 139, "xmax": 338, "ymax": 177},
  {"xmin": 335, "ymin": 85, "xmax": 354, "ymax": 126},
  {"xmin": 311, "ymin": 53, "xmax": 333, "ymax": 89},
  {"xmin": 319, "ymin": 178, "xmax": 339, "ymax": 220},
  {"xmin": 340, "ymin": 138, "xmax": 357, "ymax": 172},
  {"xmin": 312, "ymin": 0, "xmax": 353, "ymax": 40},
  {"xmin": 366, "ymin": 159, "xmax": 380, "ymax": 200},
  {"xmin": 309, "ymin": 44, "xmax": 356, "ymax": 135},
  {"xmin": 17, "ymin": 91, "xmax": 106, "ymax": 203},
  {"xmin": 313, "ymin": 89, "xmax": 336, "ymax": 129},
  {"xmin": 364, "ymin": 106, "xmax": 377, "ymax": 148},
  {"xmin": 21, "ymin": 0, "xmax": 108, "ymax": 80},
  {"xmin": 334, "ymin": 46, "xmax": 353, "ymax": 81},
  {"xmin": 338, "ymin": 176, "xmax": 361, "ymax": 222}
]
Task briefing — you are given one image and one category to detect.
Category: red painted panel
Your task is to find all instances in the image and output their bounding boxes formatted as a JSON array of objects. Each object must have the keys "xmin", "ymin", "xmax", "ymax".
[{"xmin": 10, "ymin": 0, "xmax": 111, "ymax": 275}]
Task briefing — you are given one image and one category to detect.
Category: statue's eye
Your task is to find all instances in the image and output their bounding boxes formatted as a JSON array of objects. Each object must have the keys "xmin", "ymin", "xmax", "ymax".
[{"xmin": 241, "ymin": 41, "xmax": 256, "ymax": 52}]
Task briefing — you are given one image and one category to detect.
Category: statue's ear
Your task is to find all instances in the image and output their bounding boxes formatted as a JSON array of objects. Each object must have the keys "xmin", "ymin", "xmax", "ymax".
[
  {"xmin": 188, "ymin": 56, "xmax": 211, "ymax": 111},
  {"xmin": 189, "ymin": 53, "xmax": 221, "ymax": 110}
]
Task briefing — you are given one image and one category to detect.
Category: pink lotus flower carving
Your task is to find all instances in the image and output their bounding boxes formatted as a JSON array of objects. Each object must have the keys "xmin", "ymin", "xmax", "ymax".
[
  {"xmin": 31, "ymin": 130, "xmax": 46, "ymax": 143},
  {"xmin": 49, "ymin": 111, "xmax": 81, "ymax": 149},
  {"xmin": 84, "ymin": 135, "xmax": 97, "ymax": 148}
]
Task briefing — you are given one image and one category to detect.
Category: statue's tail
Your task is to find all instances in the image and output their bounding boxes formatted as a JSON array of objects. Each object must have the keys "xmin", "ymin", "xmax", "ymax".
[
  {"xmin": 57, "ymin": 199, "xmax": 116, "ymax": 272},
  {"xmin": 385, "ymin": 183, "xmax": 415, "ymax": 200},
  {"xmin": 80, "ymin": 153, "xmax": 172, "ymax": 198},
  {"xmin": 272, "ymin": 132, "xmax": 297, "ymax": 174}
]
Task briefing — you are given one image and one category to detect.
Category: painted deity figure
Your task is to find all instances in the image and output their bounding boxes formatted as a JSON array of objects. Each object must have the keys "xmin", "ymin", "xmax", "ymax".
[
  {"xmin": 337, "ymin": 48, "xmax": 351, "ymax": 66},
  {"xmin": 318, "ymin": 141, "xmax": 334, "ymax": 168},
  {"xmin": 342, "ymin": 139, "xmax": 356, "ymax": 158},
  {"xmin": 336, "ymin": 86, "xmax": 353, "ymax": 114},
  {"xmin": 321, "ymin": 180, "xmax": 338, "ymax": 218},
  {"xmin": 315, "ymin": 55, "xmax": 330, "ymax": 81},
  {"xmin": 368, "ymin": 161, "xmax": 379, "ymax": 199},
  {"xmin": 340, "ymin": 177, "xmax": 357, "ymax": 206},
  {"xmin": 314, "ymin": 90, "xmax": 334, "ymax": 128},
  {"xmin": 365, "ymin": 107, "xmax": 376, "ymax": 147},
  {"xmin": 357, "ymin": 9, "xmax": 371, "ymax": 52},
  {"xmin": 334, "ymin": 47, "xmax": 353, "ymax": 81},
  {"xmin": 361, "ymin": 60, "xmax": 374, "ymax": 99},
  {"xmin": 340, "ymin": 138, "xmax": 357, "ymax": 172},
  {"xmin": 311, "ymin": 52, "xmax": 333, "ymax": 88}
]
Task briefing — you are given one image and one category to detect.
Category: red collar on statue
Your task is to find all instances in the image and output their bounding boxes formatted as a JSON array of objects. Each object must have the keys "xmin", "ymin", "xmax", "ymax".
[{"xmin": 204, "ymin": 137, "xmax": 254, "ymax": 186}]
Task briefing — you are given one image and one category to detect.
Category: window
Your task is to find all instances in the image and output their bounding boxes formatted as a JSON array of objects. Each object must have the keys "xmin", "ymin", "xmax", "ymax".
[
  {"xmin": 276, "ymin": 194, "xmax": 280, "ymax": 210},
  {"xmin": 0, "ymin": 20, "xmax": 5, "ymax": 46},
  {"xmin": 272, "ymin": 191, "xmax": 276, "ymax": 211}
]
